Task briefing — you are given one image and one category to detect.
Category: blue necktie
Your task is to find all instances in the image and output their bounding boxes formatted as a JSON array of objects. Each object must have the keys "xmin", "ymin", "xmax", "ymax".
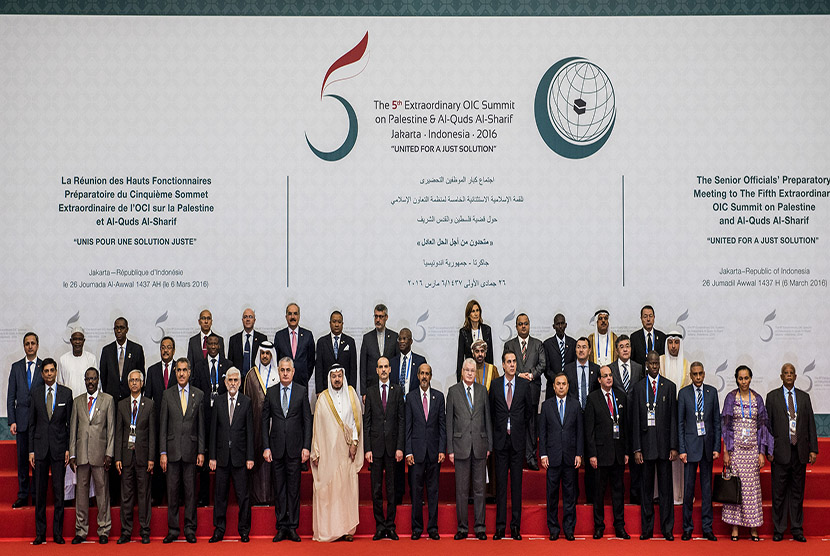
[
  {"xmin": 559, "ymin": 398, "xmax": 565, "ymax": 422},
  {"xmin": 333, "ymin": 336, "xmax": 339, "ymax": 358},
  {"xmin": 399, "ymin": 355, "xmax": 407, "ymax": 385},
  {"xmin": 26, "ymin": 362, "xmax": 32, "ymax": 389},
  {"xmin": 243, "ymin": 333, "xmax": 251, "ymax": 371},
  {"xmin": 466, "ymin": 386, "xmax": 473, "ymax": 412},
  {"xmin": 696, "ymin": 388, "xmax": 703, "ymax": 415}
]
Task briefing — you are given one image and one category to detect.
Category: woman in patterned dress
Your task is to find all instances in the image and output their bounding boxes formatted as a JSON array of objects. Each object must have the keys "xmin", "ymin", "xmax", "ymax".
[{"xmin": 721, "ymin": 365, "xmax": 774, "ymax": 541}]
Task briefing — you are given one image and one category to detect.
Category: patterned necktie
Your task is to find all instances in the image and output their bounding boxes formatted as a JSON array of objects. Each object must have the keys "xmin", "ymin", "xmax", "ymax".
[
  {"xmin": 622, "ymin": 362, "xmax": 630, "ymax": 391},
  {"xmin": 381, "ymin": 384, "xmax": 387, "ymax": 411},
  {"xmin": 400, "ymin": 355, "xmax": 408, "ymax": 385},
  {"xmin": 580, "ymin": 365, "xmax": 587, "ymax": 408},
  {"xmin": 132, "ymin": 399, "xmax": 138, "ymax": 421},
  {"xmin": 423, "ymin": 392, "xmax": 429, "ymax": 420},
  {"xmin": 229, "ymin": 396, "xmax": 235, "ymax": 422},
  {"xmin": 46, "ymin": 387, "xmax": 53, "ymax": 419},
  {"xmin": 559, "ymin": 340, "xmax": 565, "ymax": 369},
  {"xmin": 521, "ymin": 340, "xmax": 527, "ymax": 363},
  {"xmin": 506, "ymin": 381, "xmax": 513, "ymax": 409},
  {"xmin": 333, "ymin": 336, "xmax": 339, "ymax": 358},
  {"xmin": 652, "ymin": 379, "xmax": 657, "ymax": 400},
  {"xmin": 559, "ymin": 398, "xmax": 565, "ymax": 422},
  {"xmin": 243, "ymin": 333, "xmax": 251, "ymax": 372},
  {"xmin": 118, "ymin": 345, "xmax": 125, "ymax": 375},
  {"xmin": 788, "ymin": 390, "xmax": 797, "ymax": 444},
  {"xmin": 163, "ymin": 363, "xmax": 169, "ymax": 388},
  {"xmin": 26, "ymin": 361, "xmax": 32, "ymax": 389},
  {"xmin": 88, "ymin": 395, "xmax": 94, "ymax": 413},
  {"xmin": 696, "ymin": 388, "xmax": 703, "ymax": 415},
  {"xmin": 282, "ymin": 387, "xmax": 289, "ymax": 417},
  {"xmin": 466, "ymin": 386, "xmax": 473, "ymax": 412},
  {"xmin": 291, "ymin": 330, "xmax": 297, "ymax": 358}
]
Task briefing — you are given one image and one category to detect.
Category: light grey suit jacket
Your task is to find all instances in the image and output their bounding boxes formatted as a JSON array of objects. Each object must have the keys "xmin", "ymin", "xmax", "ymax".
[
  {"xmin": 446, "ymin": 381, "xmax": 492, "ymax": 459},
  {"xmin": 69, "ymin": 391, "xmax": 115, "ymax": 466},
  {"xmin": 609, "ymin": 359, "xmax": 644, "ymax": 395},
  {"xmin": 503, "ymin": 335, "xmax": 546, "ymax": 383}
]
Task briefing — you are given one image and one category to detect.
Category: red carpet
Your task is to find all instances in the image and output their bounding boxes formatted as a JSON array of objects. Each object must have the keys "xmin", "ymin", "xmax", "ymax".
[{"xmin": 2, "ymin": 439, "xmax": 829, "ymax": 541}]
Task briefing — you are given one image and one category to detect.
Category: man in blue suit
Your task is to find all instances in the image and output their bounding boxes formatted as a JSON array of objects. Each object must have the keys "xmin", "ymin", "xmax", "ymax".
[
  {"xmin": 274, "ymin": 303, "xmax": 316, "ymax": 388},
  {"xmin": 539, "ymin": 372, "xmax": 583, "ymax": 541},
  {"xmin": 678, "ymin": 361, "xmax": 721, "ymax": 541},
  {"xmin": 7, "ymin": 331, "xmax": 43, "ymax": 508},
  {"xmin": 405, "ymin": 363, "xmax": 445, "ymax": 540}
]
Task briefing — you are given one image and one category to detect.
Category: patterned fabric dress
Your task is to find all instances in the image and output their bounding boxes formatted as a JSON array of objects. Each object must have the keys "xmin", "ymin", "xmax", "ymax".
[{"xmin": 720, "ymin": 389, "xmax": 773, "ymax": 527}]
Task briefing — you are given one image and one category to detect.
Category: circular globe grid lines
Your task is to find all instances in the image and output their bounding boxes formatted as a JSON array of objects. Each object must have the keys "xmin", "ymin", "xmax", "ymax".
[{"xmin": 548, "ymin": 60, "xmax": 615, "ymax": 145}]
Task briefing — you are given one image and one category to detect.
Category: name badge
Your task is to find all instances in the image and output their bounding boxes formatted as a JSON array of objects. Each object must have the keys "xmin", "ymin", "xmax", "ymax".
[
  {"xmin": 647, "ymin": 410, "xmax": 656, "ymax": 427},
  {"xmin": 612, "ymin": 423, "xmax": 620, "ymax": 439},
  {"xmin": 789, "ymin": 418, "xmax": 797, "ymax": 436},
  {"xmin": 696, "ymin": 420, "xmax": 706, "ymax": 436},
  {"xmin": 742, "ymin": 428, "xmax": 751, "ymax": 440}
]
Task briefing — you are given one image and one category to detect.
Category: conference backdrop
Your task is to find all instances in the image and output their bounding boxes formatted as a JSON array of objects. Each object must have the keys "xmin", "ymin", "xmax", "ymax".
[{"xmin": 2, "ymin": 13, "xmax": 829, "ymax": 417}]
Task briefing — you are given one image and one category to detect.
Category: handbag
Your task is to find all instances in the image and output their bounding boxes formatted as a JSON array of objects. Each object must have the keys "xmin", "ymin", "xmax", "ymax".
[{"xmin": 713, "ymin": 466, "xmax": 742, "ymax": 504}]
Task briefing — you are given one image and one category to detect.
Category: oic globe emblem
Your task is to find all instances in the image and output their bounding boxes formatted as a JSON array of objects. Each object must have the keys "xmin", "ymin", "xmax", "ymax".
[{"xmin": 535, "ymin": 57, "xmax": 616, "ymax": 159}]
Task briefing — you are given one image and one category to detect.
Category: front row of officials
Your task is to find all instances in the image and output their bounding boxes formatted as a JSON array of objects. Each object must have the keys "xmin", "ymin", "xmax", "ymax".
[{"xmin": 27, "ymin": 343, "xmax": 818, "ymax": 543}]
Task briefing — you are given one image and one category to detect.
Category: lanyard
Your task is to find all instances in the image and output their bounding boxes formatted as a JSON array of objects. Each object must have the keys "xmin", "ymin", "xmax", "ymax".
[
  {"xmin": 130, "ymin": 398, "xmax": 140, "ymax": 427},
  {"xmin": 783, "ymin": 387, "xmax": 797, "ymax": 414},
  {"xmin": 695, "ymin": 387, "xmax": 705, "ymax": 420},
  {"xmin": 88, "ymin": 395, "xmax": 97, "ymax": 419},
  {"xmin": 607, "ymin": 389, "xmax": 619, "ymax": 422},
  {"xmin": 264, "ymin": 364, "xmax": 272, "ymax": 386},
  {"xmin": 646, "ymin": 375, "xmax": 660, "ymax": 411},
  {"xmin": 596, "ymin": 334, "xmax": 609, "ymax": 359},
  {"xmin": 739, "ymin": 391, "xmax": 752, "ymax": 419},
  {"xmin": 401, "ymin": 354, "xmax": 412, "ymax": 387}
]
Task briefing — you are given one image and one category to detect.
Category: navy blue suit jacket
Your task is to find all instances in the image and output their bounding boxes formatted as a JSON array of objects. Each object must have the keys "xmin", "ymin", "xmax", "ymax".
[
  {"xmin": 405, "ymin": 387, "xmax": 446, "ymax": 463},
  {"xmin": 227, "ymin": 330, "xmax": 267, "ymax": 376},
  {"xmin": 389, "ymin": 352, "xmax": 427, "ymax": 394},
  {"xmin": 539, "ymin": 394, "xmax": 583, "ymax": 466},
  {"xmin": 274, "ymin": 327, "xmax": 316, "ymax": 388},
  {"xmin": 489, "ymin": 375, "xmax": 533, "ymax": 452},
  {"xmin": 542, "ymin": 334, "xmax": 577, "ymax": 398},
  {"xmin": 28, "ymin": 383, "xmax": 72, "ymax": 460},
  {"xmin": 678, "ymin": 383, "xmax": 721, "ymax": 462},
  {"xmin": 7, "ymin": 357, "xmax": 43, "ymax": 432},
  {"xmin": 100, "ymin": 339, "xmax": 146, "ymax": 400}
]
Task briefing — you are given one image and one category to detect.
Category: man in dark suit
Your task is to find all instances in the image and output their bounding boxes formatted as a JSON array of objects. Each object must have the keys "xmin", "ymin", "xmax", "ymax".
[
  {"xmin": 584, "ymin": 366, "xmax": 630, "ymax": 540},
  {"xmin": 630, "ymin": 305, "xmax": 666, "ymax": 366},
  {"xmin": 100, "ymin": 317, "xmax": 146, "ymax": 401},
  {"xmin": 543, "ymin": 313, "xmax": 576, "ymax": 400},
  {"xmin": 143, "ymin": 336, "xmax": 177, "ymax": 505},
  {"xmin": 274, "ymin": 303, "xmax": 316, "ymax": 388},
  {"xmin": 314, "ymin": 311, "xmax": 357, "ymax": 393},
  {"xmin": 28, "ymin": 358, "xmax": 72, "ymax": 545},
  {"xmin": 360, "ymin": 303, "xmax": 399, "ymax": 395},
  {"xmin": 7, "ymin": 331, "xmax": 43, "ymax": 508},
  {"xmin": 766, "ymin": 362, "xmax": 819, "ymax": 543},
  {"xmin": 115, "ymin": 369, "xmax": 155, "ymax": 544},
  {"xmin": 208, "ymin": 368, "xmax": 254, "ymax": 543},
  {"xmin": 187, "ymin": 309, "xmax": 225, "ymax": 369},
  {"xmin": 677, "ymin": 362, "xmax": 720, "ymax": 541},
  {"xmin": 262, "ymin": 357, "xmax": 312, "ymax": 542},
  {"xmin": 608, "ymin": 334, "xmax": 644, "ymax": 504},
  {"xmin": 504, "ymin": 313, "xmax": 546, "ymax": 470},
  {"xmin": 364, "ymin": 356, "xmax": 405, "ymax": 540},
  {"xmin": 446, "ymin": 358, "xmax": 492, "ymax": 540},
  {"xmin": 227, "ymin": 308, "xmax": 267, "ymax": 377},
  {"xmin": 405, "ymin": 363, "xmax": 445, "ymax": 540},
  {"xmin": 192, "ymin": 333, "xmax": 231, "ymax": 506},
  {"xmin": 565, "ymin": 337, "xmax": 599, "ymax": 503},
  {"xmin": 160, "ymin": 358, "xmax": 205, "ymax": 543},
  {"xmin": 539, "ymin": 372, "xmax": 583, "ymax": 541},
  {"xmin": 489, "ymin": 350, "xmax": 533, "ymax": 540},
  {"xmin": 632, "ymin": 351, "xmax": 678, "ymax": 540}
]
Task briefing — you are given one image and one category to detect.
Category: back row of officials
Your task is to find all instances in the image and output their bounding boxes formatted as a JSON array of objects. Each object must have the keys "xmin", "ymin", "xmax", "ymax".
[{"xmin": 8, "ymin": 305, "xmax": 820, "ymax": 543}]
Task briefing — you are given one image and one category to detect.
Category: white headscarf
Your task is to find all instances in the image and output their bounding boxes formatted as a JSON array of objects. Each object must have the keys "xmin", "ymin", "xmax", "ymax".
[
  {"xmin": 592, "ymin": 309, "xmax": 613, "ymax": 365},
  {"xmin": 255, "ymin": 341, "xmax": 278, "ymax": 387},
  {"xmin": 661, "ymin": 330, "xmax": 685, "ymax": 386},
  {"xmin": 327, "ymin": 364, "xmax": 357, "ymax": 439}
]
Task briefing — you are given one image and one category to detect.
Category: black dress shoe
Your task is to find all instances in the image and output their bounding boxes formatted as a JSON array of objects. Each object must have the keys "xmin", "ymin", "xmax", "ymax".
[
  {"xmin": 12, "ymin": 498, "xmax": 27, "ymax": 508},
  {"xmin": 387, "ymin": 530, "xmax": 399, "ymax": 541},
  {"xmin": 240, "ymin": 535, "xmax": 249, "ymax": 543},
  {"xmin": 99, "ymin": 535, "xmax": 108, "ymax": 544},
  {"xmin": 197, "ymin": 499, "xmax": 208, "ymax": 508},
  {"xmin": 33, "ymin": 537, "xmax": 45, "ymax": 545},
  {"xmin": 549, "ymin": 532, "xmax": 559, "ymax": 541},
  {"xmin": 511, "ymin": 528, "xmax": 522, "ymax": 540},
  {"xmin": 273, "ymin": 529, "xmax": 286, "ymax": 542},
  {"xmin": 141, "ymin": 536, "xmax": 150, "ymax": 544},
  {"xmin": 185, "ymin": 533, "xmax": 197, "ymax": 543},
  {"xmin": 411, "ymin": 532, "xmax": 421, "ymax": 540},
  {"xmin": 287, "ymin": 529, "xmax": 301, "ymax": 542},
  {"xmin": 429, "ymin": 531, "xmax": 440, "ymax": 540},
  {"xmin": 772, "ymin": 533, "xmax": 783, "ymax": 541},
  {"xmin": 593, "ymin": 529, "xmax": 604, "ymax": 539},
  {"xmin": 209, "ymin": 533, "xmax": 223, "ymax": 543},
  {"xmin": 703, "ymin": 531, "xmax": 717, "ymax": 541},
  {"xmin": 794, "ymin": 534, "xmax": 807, "ymax": 542},
  {"xmin": 53, "ymin": 536, "xmax": 65, "ymax": 544},
  {"xmin": 454, "ymin": 531, "xmax": 467, "ymax": 540},
  {"xmin": 663, "ymin": 533, "xmax": 674, "ymax": 541},
  {"xmin": 565, "ymin": 533, "xmax": 575, "ymax": 541},
  {"xmin": 476, "ymin": 532, "xmax": 487, "ymax": 540},
  {"xmin": 526, "ymin": 459, "xmax": 540, "ymax": 471},
  {"xmin": 373, "ymin": 531, "xmax": 385, "ymax": 540},
  {"xmin": 163, "ymin": 534, "xmax": 177, "ymax": 543},
  {"xmin": 681, "ymin": 531, "xmax": 692, "ymax": 541},
  {"xmin": 117, "ymin": 535, "xmax": 131, "ymax": 544},
  {"xmin": 616, "ymin": 529, "xmax": 630, "ymax": 540},
  {"xmin": 493, "ymin": 529, "xmax": 505, "ymax": 540},
  {"xmin": 72, "ymin": 535, "xmax": 86, "ymax": 544},
  {"xmin": 640, "ymin": 533, "xmax": 652, "ymax": 540}
]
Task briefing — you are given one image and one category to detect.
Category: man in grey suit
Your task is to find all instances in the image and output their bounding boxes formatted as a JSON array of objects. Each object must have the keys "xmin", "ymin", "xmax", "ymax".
[
  {"xmin": 360, "ymin": 304, "xmax": 399, "ymax": 395},
  {"xmin": 447, "ymin": 357, "xmax": 492, "ymax": 540},
  {"xmin": 160, "ymin": 358, "xmax": 205, "ymax": 544},
  {"xmin": 69, "ymin": 367, "xmax": 115, "ymax": 544},
  {"xmin": 503, "ymin": 313, "xmax": 546, "ymax": 470},
  {"xmin": 678, "ymin": 362, "xmax": 720, "ymax": 541},
  {"xmin": 608, "ymin": 334, "xmax": 644, "ymax": 504}
]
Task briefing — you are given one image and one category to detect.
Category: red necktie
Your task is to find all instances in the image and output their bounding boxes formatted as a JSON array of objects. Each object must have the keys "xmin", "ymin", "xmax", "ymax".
[
  {"xmin": 606, "ymin": 393, "xmax": 614, "ymax": 416},
  {"xmin": 88, "ymin": 396, "xmax": 94, "ymax": 412},
  {"xmin": 381, "ymin": 384, "xmax": 387, "ymax": 411},
  {"xmin": 652, "ymin": 379, "xmax": 657, "ymax": 398},
  {"xmin": 163, "ymin": 363, "xmax": 169, "ymax": 388},
  {"xmin": 202, "ymin": 336, "xmax": 207, "ymax": 359},
  {"xmin": 132, "ymin": 399, "xmax": 138, "ymax": 421},
  {"xmin": 506, "ymin": 381, "xmax": 513, "ymax": 409}
]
